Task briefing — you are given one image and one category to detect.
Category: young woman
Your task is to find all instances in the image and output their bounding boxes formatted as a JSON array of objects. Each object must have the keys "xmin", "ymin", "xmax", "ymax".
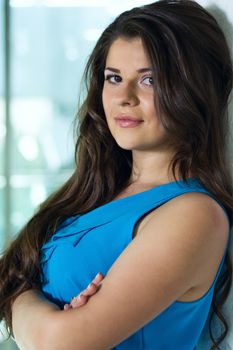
[{"xmin": 1, "ymin": 0, "xmax": 233, "ymax": 349}]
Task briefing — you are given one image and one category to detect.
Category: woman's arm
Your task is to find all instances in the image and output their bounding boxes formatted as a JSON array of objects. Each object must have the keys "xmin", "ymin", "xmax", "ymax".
[
  {"xmin": 12, "ymin": 273, "xmax": 104, "ymax": 349},
  {"xmin": 12, "ymin": 289, "xmax": 60, "ymax": 350},
  {"xmin": 12, "ymin": 194, "xmax": 228, "ymax": 350}
]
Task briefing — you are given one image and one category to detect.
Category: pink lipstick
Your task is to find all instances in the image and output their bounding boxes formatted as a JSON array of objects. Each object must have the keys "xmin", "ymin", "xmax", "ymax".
[{"xmin": 115, "ymin": 116, "xmax": 144, "ymax": 128}]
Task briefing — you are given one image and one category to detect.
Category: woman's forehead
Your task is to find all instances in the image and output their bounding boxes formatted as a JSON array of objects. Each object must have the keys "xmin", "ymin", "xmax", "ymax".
[{"xmin": 105, "ymin": 37, "xmax": 151, "ymax": 69}]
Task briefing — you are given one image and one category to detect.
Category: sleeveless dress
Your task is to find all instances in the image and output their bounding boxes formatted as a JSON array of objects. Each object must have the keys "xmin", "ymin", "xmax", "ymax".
[{"xmin": 40, "ymin": 177, "xmax": 231, "ymax": 350}]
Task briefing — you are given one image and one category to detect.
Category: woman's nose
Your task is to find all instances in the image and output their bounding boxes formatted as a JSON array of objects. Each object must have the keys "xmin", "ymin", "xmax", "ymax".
[{"xmin": 117, "ymin": 84, "xmax": 139, "ymax": 106}]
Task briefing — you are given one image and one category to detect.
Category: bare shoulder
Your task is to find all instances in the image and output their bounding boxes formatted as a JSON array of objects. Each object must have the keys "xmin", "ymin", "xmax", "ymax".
[
  {"xmin": 170, "ymin": 191, "xmax": 228, "ymax": 240},
  {"xmin": 142, "ymin": 191, "xmax": 230, "ymax": 300},
  {"xmin": 145, "ymin": 191, "xmax": 229, "ymax": 239}
]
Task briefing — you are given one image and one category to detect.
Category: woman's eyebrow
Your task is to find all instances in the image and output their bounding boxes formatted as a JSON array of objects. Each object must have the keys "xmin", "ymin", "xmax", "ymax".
[{"xmin": 104, "ymin": 67, "xmax": 152, "ymax": 73}]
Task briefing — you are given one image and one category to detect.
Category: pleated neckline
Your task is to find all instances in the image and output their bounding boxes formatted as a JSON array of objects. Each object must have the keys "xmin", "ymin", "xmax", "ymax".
[{"xmin": 57, "ymin": 177, "xmax": 202, "ymax": 233}]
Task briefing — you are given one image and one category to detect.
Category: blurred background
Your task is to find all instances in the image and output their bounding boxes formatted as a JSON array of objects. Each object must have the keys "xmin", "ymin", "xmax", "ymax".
[{"xmin": 0, "ymin": 0, "xmax": 232, "ymax": 349}]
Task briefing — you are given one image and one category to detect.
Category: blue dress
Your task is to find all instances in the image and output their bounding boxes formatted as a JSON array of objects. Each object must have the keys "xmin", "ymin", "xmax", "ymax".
[{"xmin": 40, "ymin": 178, "xmax": 231, "ymax": 350}]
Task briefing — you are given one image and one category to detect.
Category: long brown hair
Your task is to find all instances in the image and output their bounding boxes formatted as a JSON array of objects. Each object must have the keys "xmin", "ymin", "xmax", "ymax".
[{"xmin": 0, "ymin": 1, "xmax": 232, "ymax": 348}]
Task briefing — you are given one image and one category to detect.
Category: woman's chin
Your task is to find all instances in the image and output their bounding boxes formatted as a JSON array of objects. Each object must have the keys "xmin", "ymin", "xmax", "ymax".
[
  {"xmin": 116, "ymin": 142, "xmax": 147, "ymax": 151},
  {"xmin": 114, "ymin": 139, "xmax": 139, "ymax": 150}
]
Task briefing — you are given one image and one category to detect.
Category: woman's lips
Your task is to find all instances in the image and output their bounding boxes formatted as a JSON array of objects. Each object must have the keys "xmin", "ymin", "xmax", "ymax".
[{"xmin": 115, "ymin": 117, "xmax": 144, "ymax": 128}]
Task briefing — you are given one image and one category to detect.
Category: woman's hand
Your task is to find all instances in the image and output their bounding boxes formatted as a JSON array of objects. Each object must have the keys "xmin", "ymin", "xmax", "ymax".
[{"xmin": 64, "ymin": 272, "xmax": 105, "ymax": 310}]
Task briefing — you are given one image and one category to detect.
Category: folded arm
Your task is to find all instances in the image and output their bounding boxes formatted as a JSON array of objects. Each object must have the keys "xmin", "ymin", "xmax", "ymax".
[
  {"xmin": 12, "ymin": 193, "xmax": 228, "ymax": 350},
  {"xmin": 12, "ymin": 273, "xmax": 105, "ymax": 349},
  {"xmin": 12, "ymin": 289, "xmax": 60, "ymax": 350}
]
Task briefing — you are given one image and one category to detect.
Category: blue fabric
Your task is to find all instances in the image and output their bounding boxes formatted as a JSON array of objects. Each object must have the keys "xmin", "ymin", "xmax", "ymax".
[{"xmin": 40, "ymin": 178, "xmax": 231, "ymax": 350}]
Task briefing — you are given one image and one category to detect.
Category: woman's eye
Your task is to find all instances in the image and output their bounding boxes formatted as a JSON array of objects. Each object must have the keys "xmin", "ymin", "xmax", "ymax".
[
  {"xmin": 104, "ymin": 74, "xmax": 153, "ymax": 86},
  {"xmin": 142, "ymin": 76, "xmax": 154, "ymax": 86},
  {"xmin": 105, "ymin": 74, "xmax": 122, "ymax": 84}
]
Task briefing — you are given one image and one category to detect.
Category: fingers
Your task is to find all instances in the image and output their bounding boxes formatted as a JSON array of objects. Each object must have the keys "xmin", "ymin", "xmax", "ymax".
[
  {"xmin": 71, "ymin": 282, "xmax": 99, "ymax": 305},
  {"xmin": 71, "ymin": 293, "xmax": 88, "ymax": 307},
  {"xmin": 81, "ymin": 282, "xmax": 99, "ymax": 296},
  {"xmin": 64, "ymin": 303, "xmax": 72, "ymax": 310},
  {"xmin": 83, "ymin": 272, "xmax": 105, "ymax": 295},
  {"xmin": 63, "ymin": 272, "xmax": 105, "ymax": 310},
  {"xmin": 93, "ymin": 272, "xmax": 105, "ymax": 285}
]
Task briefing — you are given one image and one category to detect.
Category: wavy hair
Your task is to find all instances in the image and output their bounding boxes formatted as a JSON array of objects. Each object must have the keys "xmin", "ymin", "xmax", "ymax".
[{"xmin": 0, "ymin": 1, "xmax": 233, "ymax": 348}]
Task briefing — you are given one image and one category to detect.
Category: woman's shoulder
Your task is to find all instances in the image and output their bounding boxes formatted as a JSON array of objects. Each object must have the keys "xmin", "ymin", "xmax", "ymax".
[
  {"xmin": 137, "ymin": 191, "xmax": 229, "ymax": 301},
  {"xmin": 148, "ymin": 190, "xmax": 228, "ymax": 226},
  {"xmin": 170, "ymin": 191, "xmax": 229, "ymax": 231},
  {"xmin": 144, "ymin": 191, "xmax": 229, "ymax": 251}
]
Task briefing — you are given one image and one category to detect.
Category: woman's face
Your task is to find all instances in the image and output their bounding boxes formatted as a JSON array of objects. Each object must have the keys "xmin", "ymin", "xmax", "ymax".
[{"xmin": 102, "ymin": 36, "xmax": 170, "ymax": 152}]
